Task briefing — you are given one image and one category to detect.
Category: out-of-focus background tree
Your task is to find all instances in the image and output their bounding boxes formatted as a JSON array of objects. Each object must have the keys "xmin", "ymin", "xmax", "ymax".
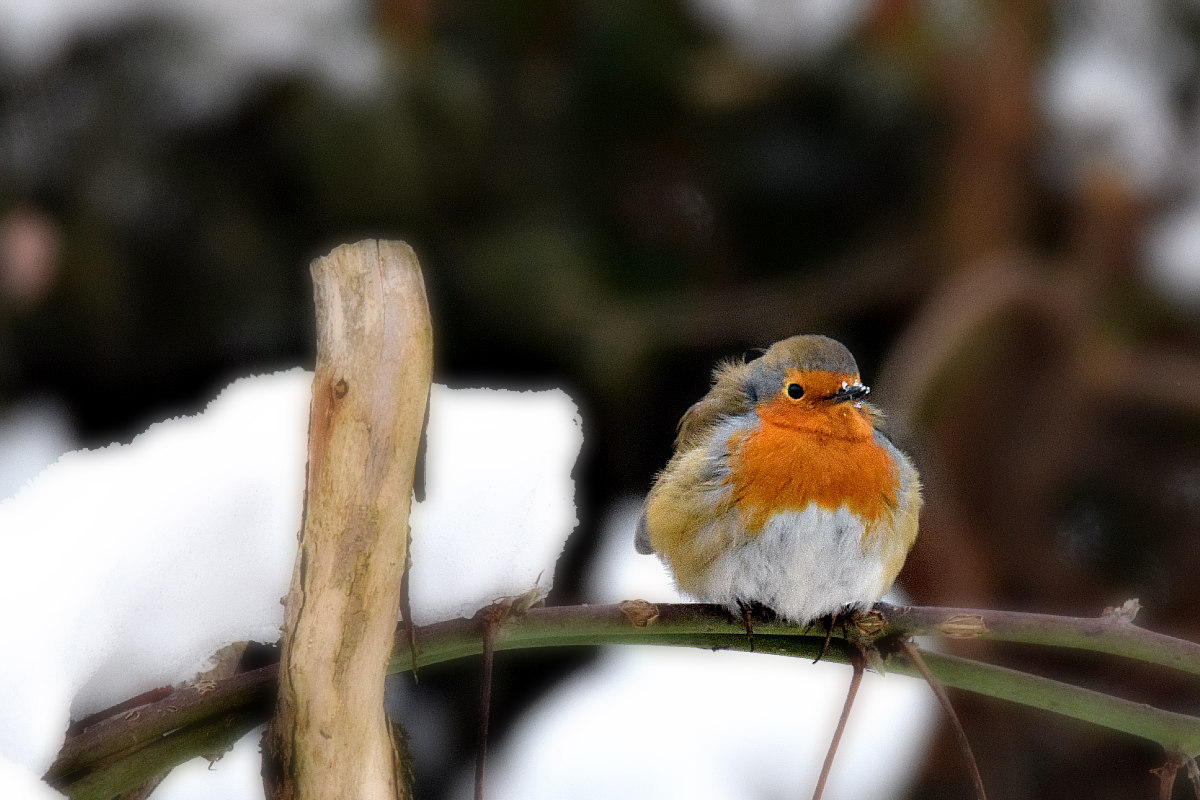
[{"xmin": 1, "ymin": 1, "xmax": 1198, "ymax": 798}]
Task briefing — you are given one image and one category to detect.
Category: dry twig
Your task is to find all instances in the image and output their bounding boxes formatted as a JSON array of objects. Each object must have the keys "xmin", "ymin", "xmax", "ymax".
[
  {"xmin": 475, "ymin": 605, "xmax": 507, "ymax": 800},
  {"xmin": 811, "ymin": 647, "xmax": 865, "ymax": 800},
  {"xmin": 897, "ymin": 639, "xmax": 987, "ymax": 800}
]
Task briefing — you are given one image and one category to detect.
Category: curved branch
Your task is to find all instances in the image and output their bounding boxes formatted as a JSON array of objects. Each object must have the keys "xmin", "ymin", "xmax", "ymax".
[
  {"xmin": 47, "ymin": 602, "xmax": 1200, "ymax": 799},
  {"xmin": 385, "ymin": 601, "xmax": 1200, "ymax": 679}
]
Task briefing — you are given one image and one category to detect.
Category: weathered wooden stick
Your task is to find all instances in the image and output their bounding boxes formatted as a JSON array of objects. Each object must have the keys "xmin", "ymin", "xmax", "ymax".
[{"xmin": 263, "ymin": 240, "xmax": 432, "ymax": 800}]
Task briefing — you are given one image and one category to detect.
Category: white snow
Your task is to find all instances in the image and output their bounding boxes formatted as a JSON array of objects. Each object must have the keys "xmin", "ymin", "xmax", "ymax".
[
  {"xmin": 0, "ymin": 0, "xmax": 383, "ymax": 120},
  {"xmin": 0, "ymin": 754, "xmax": 66, "ymax": 800},
  {"xmin": 0, "ymin": 370, "xmax": 584, "ymax": 797},
  {"xmin": 1041, "ymin": 35, "xmax": 1182, "ymax": 194},
  {"xmin": 149, "ymin": 725, "xmax": 267, "ymax": 800},
  {"xmin": 1039, "ymin": 1, "xmax": 1200, "ymax": 201},
  {"xmin": 1039, "ymin": 0, "xmax": 1200, "ymax": 307},
  {"xmin": 686, "ymin": 0, "xmax": 873, "ymax": 66},
  {"xmin": 1145, "ymin": 199, "xmax": 1200, "ymax": 310},
  {"xmin": 0, "ymin": 399, "xmax": 75, "ymax": 502},
  {"xmin": 0, "ymin": 370, "xmax": 311, "ymax": 779},
  {"xmin": 408, "ymin": 385, "xmax": 583, "ymax": 625},
  {"xmin": 463, "ymin": 646, "xmax": 935, "ymax": 800}
]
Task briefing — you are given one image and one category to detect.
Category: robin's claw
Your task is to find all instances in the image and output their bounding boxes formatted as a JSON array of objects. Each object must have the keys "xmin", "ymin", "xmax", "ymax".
[
  {"xmin": 737, "ymin": 601, "xmax": 756, "ymax": 652},
  {"xmin": 813, "ymin": 614, "xmax": 835, "ymax": 663}
]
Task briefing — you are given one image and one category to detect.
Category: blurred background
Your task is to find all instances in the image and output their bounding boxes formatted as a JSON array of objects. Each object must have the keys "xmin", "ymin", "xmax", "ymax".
[{"xmin": 1, "ymin": 0, "xmax": 1199, "ymax": 798}]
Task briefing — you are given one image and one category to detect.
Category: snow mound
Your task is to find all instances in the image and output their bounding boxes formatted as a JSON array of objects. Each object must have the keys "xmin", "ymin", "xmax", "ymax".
[{"xmin": 0, "ymin": 370, "xmax": 583, "ymax": 795}]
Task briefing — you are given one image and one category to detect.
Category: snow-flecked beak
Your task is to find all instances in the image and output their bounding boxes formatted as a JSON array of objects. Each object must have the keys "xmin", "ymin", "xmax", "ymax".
[{"xmin": 830, "ymin": 382, "xmax": 869, "ymax": 403}]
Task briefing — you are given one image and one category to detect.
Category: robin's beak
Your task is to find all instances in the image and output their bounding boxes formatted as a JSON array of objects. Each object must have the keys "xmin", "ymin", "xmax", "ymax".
[{"xmin": 830, "ymin": 382, "xmax": 870, "ymax": 403}]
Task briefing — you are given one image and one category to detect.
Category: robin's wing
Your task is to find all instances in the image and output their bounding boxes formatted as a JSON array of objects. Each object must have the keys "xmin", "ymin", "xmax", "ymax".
[
  {"xmin": 873, "ymin": 430, "xmax": 919, "ymax": 506},
  {"xmin": 644, "ymin": 359, "xmax": 748, "ymax": 555},
  {"xmin": 634, "ymin": 507, "xmax": 654, "ymax": 554},
  {"xmin": 675, "ymin": 360, "xmax": 750, "ymax": 451},
  {"xmin": 872, "ymin": 428, "xmax": 922, "ymax": 568}
]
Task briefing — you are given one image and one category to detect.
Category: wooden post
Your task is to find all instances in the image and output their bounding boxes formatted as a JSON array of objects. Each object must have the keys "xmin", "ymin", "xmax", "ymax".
[{"xmin": 264, "ymin": 240, "xmax": 432, "ymax": 800}]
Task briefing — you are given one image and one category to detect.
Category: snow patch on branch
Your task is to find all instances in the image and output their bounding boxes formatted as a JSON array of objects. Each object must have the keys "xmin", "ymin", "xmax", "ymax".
[{"xmin": 0, "ymin": 370, "xmax": 582, "ymax": 795}]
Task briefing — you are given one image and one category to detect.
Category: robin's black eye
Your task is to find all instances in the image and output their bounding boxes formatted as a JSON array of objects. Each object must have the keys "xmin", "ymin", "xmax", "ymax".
[{"xmin": 786, "ymin": 383, "xmax": 804, "ymax": 399}]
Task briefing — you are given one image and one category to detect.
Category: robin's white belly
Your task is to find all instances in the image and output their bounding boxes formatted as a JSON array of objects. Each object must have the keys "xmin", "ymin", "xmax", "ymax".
[{"xmin": 687, "ymin": 504, "xmax": 888, "ymax": 623}]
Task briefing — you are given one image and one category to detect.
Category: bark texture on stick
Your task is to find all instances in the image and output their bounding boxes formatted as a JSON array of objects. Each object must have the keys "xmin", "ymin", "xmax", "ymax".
[{"xmin": 264, "ymin": 240, "xmax": 432, "ymax": 800}]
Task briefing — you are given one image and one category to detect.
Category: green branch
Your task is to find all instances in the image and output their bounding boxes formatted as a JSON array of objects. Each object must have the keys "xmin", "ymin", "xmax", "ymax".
[
  {"xmin": 879, "ymin": 601, "xmax": 1200, "ymax": 677},
  {"xmin": 388, "ymin": 601, "xmax": 1200, "ymax": 677},
  {"xmin": 49, "ymin": 602, "xmax": 1200, "ymax": 800},
  {"xmin": 389, "ymin": 602, "xmax": 1200, "ymax": 755}
]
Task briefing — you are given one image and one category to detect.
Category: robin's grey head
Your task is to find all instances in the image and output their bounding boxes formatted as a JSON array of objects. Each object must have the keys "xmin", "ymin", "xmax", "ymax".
[{"xmin": 742, "ymin": 335, "xmax": 867, "ymax": 406}]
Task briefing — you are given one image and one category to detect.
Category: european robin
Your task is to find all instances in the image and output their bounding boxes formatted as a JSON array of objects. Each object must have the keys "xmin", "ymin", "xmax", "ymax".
[{"xmin": 636, "ymin": 335, "xmax": 921, "ymax": 625}]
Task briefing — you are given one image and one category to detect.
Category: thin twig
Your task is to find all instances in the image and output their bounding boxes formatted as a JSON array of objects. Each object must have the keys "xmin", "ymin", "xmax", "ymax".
[
  {"xmin": 898, "ymin": 639, "xmax": 987, "ymax": 800},
  {"xmin": 811, "ymin": 648, "xmax": 864, "ymax": 800},
  {"xmin": 1152, "ymin": 754, "xmax": 1181, "ymax": 800},
  {"xmin": 475, "ymin": 605, "xmax": 506, "ymax": 800},
  {"xmin": 1186, "ymin": 756, "xmax": 1200, "ymax": 799}
]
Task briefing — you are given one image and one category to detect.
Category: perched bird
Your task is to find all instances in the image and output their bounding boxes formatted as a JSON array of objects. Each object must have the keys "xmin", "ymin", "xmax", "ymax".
[{"xmin": 636, "ymin": 335, "xmax": 920, "ymax": 625}]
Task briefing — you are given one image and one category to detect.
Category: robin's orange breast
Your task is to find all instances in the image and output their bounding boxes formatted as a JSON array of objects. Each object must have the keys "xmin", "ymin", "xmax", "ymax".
[{"xmin": 727, "ymin": 404, "xmax": 899, "ymax": 535}]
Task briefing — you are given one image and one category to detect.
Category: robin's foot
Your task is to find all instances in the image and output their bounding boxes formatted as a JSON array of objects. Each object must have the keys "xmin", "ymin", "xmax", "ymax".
[
  {"xmin": 835, "ymin": 608, "xmax": 858, "ymax": 639},
  {"xmin": 736, "ymin": 601, "xmax": 756, "ymax": 652},
  {"xmin": 813, "ymin": 614, "xmax": 835, "ymax": 663},
  {"xmin": 813, "ymin": 608, "xmax": 864, "ymax": 663},
  {"xmin": 733, "ymin": 602, "xmax": 777, "ymax": 652}
]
